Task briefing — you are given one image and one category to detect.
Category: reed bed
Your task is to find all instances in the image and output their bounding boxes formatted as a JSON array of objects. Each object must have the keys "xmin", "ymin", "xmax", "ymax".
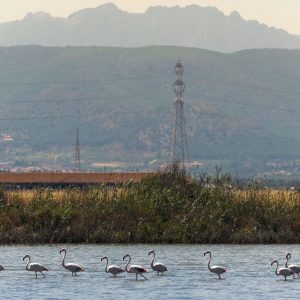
[{"xmin": 0, "ymin": 173, "xmax": 300, "ymax": 244}]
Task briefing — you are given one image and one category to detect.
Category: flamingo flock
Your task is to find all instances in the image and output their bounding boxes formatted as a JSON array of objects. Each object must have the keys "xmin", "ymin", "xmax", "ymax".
[{"xmin": 1, "ymin": 249, "xmax": 300, "ymax": 281}]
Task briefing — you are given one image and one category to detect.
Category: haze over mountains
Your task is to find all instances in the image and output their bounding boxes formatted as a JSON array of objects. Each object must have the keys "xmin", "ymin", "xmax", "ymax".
[
  {"xmin": 1, "ymin": 46, "xmax": 300, "ymax": 176},
  {"xmin": 0, "ymin": 3, "xmax": 300, "ymax": 52}
]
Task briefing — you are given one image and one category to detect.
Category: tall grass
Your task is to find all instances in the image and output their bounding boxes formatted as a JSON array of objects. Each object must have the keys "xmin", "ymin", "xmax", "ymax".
[{"xmin": 0, "ymin": 173, "xmax": 300, "ymax": 244}]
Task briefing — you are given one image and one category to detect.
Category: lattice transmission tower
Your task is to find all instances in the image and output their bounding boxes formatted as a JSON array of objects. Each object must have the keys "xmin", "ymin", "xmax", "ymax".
[
  {"xmin": 74, "ymin": 128, "xmax": 81, "ymax": 172},
  {"xmin": 169, "ymin": 60, "xmax": 190, "ymax": 170}
]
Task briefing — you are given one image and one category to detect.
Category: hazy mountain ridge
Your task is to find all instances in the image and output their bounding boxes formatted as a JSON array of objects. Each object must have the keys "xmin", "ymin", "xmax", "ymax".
[
  {"xmin": 0, "ymin": 3, "xmax": 300, "ymax": 52},
  {"xmin": 1, "ymin": 46, "xmax": 300, "ymax": 175}
]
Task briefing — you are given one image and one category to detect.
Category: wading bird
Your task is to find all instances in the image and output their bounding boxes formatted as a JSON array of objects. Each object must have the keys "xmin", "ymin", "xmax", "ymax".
[
  {"xmin": 22, "ymin": 255, "xmax": 48, "ymax": 278},
  {"xmin": 123, "ymin": 254, "xmax": 147, "ymax": 280},
  {"xmin": 148, "ymin": 250, "xmax": 168, "ymax": 275},
  {"xmin": 271, "ymin": 259, "xmax": 293, "ymax": 280},
  {"xmin": 60, "ymin": 248, "xmax": 84, "ymax": 276},
  {"xmin": 101, "ymin": 256, "xmax": 125, "ymax": 277},
  {"xmin": 285, "ymin": 253, "xmax": 300, "ymax": 279},
  {"xmin": 0, "ymin": 265, "xmax": 4, "ymax": 271},
  {"xmin": 204, "ymin": 250, "xmax": 227, "ymax": 279}
]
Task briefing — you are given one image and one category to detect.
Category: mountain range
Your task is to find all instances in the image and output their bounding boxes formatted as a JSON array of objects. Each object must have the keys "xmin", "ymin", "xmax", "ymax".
[
  {"xmin": 0, "ymin": 3, "xmax": 300, "ymax": 52},
  {"xmin": 1, "ymin": 46, "xmax": 300, "ymax": 176}
]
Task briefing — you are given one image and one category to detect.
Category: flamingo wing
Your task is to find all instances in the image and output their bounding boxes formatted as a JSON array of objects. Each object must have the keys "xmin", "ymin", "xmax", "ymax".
[
  {"xmin": 29, "ymin": 263, "xmax": 48, "ymax": 272},
  {"xmin": 65, "ymin": 263, "xmax": 84, "ymax": 272},
  {"xmin": 130, "ymin": 265, "xmax": 147, "ymax": 273},
  {"xmin": 278, "ymin": 267, "xmax": 293, "ymax": 276},
  {"xmin": 107, "ymin": 265, "xmax": 125, "ymax": 274},
  {"xmin": 289, "ymin": 264, "xmax": 300, "ymax": 273},
  {"xmin": 211, "ymin": 265, "xmax": 226, "ymax": 274},
  {"xmin": 153, "ymin": 262, "xmax": 168, "ymax": 272}
]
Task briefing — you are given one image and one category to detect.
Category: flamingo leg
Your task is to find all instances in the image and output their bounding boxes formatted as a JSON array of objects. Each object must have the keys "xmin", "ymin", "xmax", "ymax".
[
  {"xmin": 135, "ymin": 273, "xmax": 138, "ymax": 280},
  {"xmin": 218, "ymin": 274, "xmax": 221, "ymax": 279},
  {"xmin": 140, "ymin": 273, "xmax": 148, "ymax": 280},
  {"xmin": 40, "ymin": 271, "xmax": 46, "ymax": 278},
  {"xmin": 284, "ymin": 276, "xmax": 287, "ymax": 281}
]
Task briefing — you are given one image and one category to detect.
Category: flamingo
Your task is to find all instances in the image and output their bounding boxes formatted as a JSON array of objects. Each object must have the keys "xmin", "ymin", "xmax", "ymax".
[
  {"xmin": 22, "ymin": 255, "xmax": 48, "ymax": 278},
  {"xmin": 0, "ymin": 265, "xmax": 4, "ymax": 271},
  {"xmin": 60, "ymin": 248, "xmax": 84, "ymax": 276},
  {"xmin": 101, "ymin": 256, "xmax": 125, "ymax": 277},
  {"xmin": 148, "ymin": 250, "xmax": 168, "ymax": 275},
  {"xmin": 285, "ymin": 253, "xmax": 300, "ymax": 279},
  {"xmin": 123, "ymin": 254, "xmax": 148, "ymax": 280},
  {"xmin": 204, "ymin": 250, "xmax": 226, "ymax": 279},
  {"xmin": 271, "ymin": 259, "xmax": 293, "ymax": 280}
]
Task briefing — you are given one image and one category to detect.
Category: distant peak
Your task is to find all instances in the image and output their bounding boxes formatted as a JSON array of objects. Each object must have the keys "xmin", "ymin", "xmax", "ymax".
[
  {"xmin": 145, "ymin": 4, "xmax": 223, "ymax": 16},
  {"xmin": 24, "ymin": 11, "xmax": 52, "ymax": 20},
  {"xmin": 96, "ymin": 2, "xmax": 120, "ymax": 11},
  {"xmin": 230, "ymin": 11, "xmax": 242, "ymax": 19},
  {"xmin": 68, "ymin": 2, "xmax": 122, "ymax": 19}
]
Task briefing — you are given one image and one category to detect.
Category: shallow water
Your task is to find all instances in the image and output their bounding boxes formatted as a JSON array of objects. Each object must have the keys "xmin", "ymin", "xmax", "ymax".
[{"xmin": 0, "ymin": 244, "xmax": 300, "ymax": 299}]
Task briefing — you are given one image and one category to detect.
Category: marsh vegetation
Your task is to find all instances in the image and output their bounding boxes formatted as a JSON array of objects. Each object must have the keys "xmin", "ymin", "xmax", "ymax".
[{"xmin": 0, "ymin": 172, "xmax": 300, "ymax": 244}]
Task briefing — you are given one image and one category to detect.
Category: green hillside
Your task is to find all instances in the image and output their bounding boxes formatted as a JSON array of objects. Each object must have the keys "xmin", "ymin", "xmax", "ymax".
[{"xmin": 0, "ymin": 46, "xmax": 300, "ymax": 176}]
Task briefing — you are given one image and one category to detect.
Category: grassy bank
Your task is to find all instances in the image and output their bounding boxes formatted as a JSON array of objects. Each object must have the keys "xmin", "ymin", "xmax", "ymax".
[{"xmin": 1, "ymin": 173, "xmax": 300, "ymax": 244}]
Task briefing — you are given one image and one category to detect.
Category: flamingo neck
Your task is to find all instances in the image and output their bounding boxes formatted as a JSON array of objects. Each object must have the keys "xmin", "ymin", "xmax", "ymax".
[
  {"xmin": 104, "ymin": 258, "xmax": 108, "ymax": 272},
  {"xmin": 150, "ymin": 252, "xmax": 155, "ymax": 267},
  {"xmin": 61, "ymin": 251, "xmax": 66, "ymax": 267},
  {"xmin": 285, "ymin": 257, "xmax": 289, "ymax": 268},
  {"xmin": 25, "ymin": 256, "xmax": 30, "ymax": 270},
  {"xmin": 151, "ymin": 258, "xmax": 155, "ymax": 267},
  {"xmin": 125, "ymin": 256, "xmax": 131, "ymax": 272},
  {"xmin": 274, "ymin": 261, "xmax": 279, "ymax": 276},
  {"xmin": 207, "ymin": 253, "xmax": 212, "ymax": 271}
]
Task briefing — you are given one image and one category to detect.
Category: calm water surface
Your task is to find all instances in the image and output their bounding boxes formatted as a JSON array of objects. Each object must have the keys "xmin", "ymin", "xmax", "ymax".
[{"xmin": 0, "ymin": 244, "xmax": 300, "ymax": 299}]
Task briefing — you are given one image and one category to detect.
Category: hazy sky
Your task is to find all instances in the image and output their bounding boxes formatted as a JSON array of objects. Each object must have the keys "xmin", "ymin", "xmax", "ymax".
[{"xmin": 0, "ymin": 0, "xmax": 299, "ymax": 35}]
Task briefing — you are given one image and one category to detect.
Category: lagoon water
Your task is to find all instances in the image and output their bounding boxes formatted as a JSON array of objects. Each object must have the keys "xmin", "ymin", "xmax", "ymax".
[{"xmin": 0, "ymin": 244, "xmax": 300, "ymax": 299}]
